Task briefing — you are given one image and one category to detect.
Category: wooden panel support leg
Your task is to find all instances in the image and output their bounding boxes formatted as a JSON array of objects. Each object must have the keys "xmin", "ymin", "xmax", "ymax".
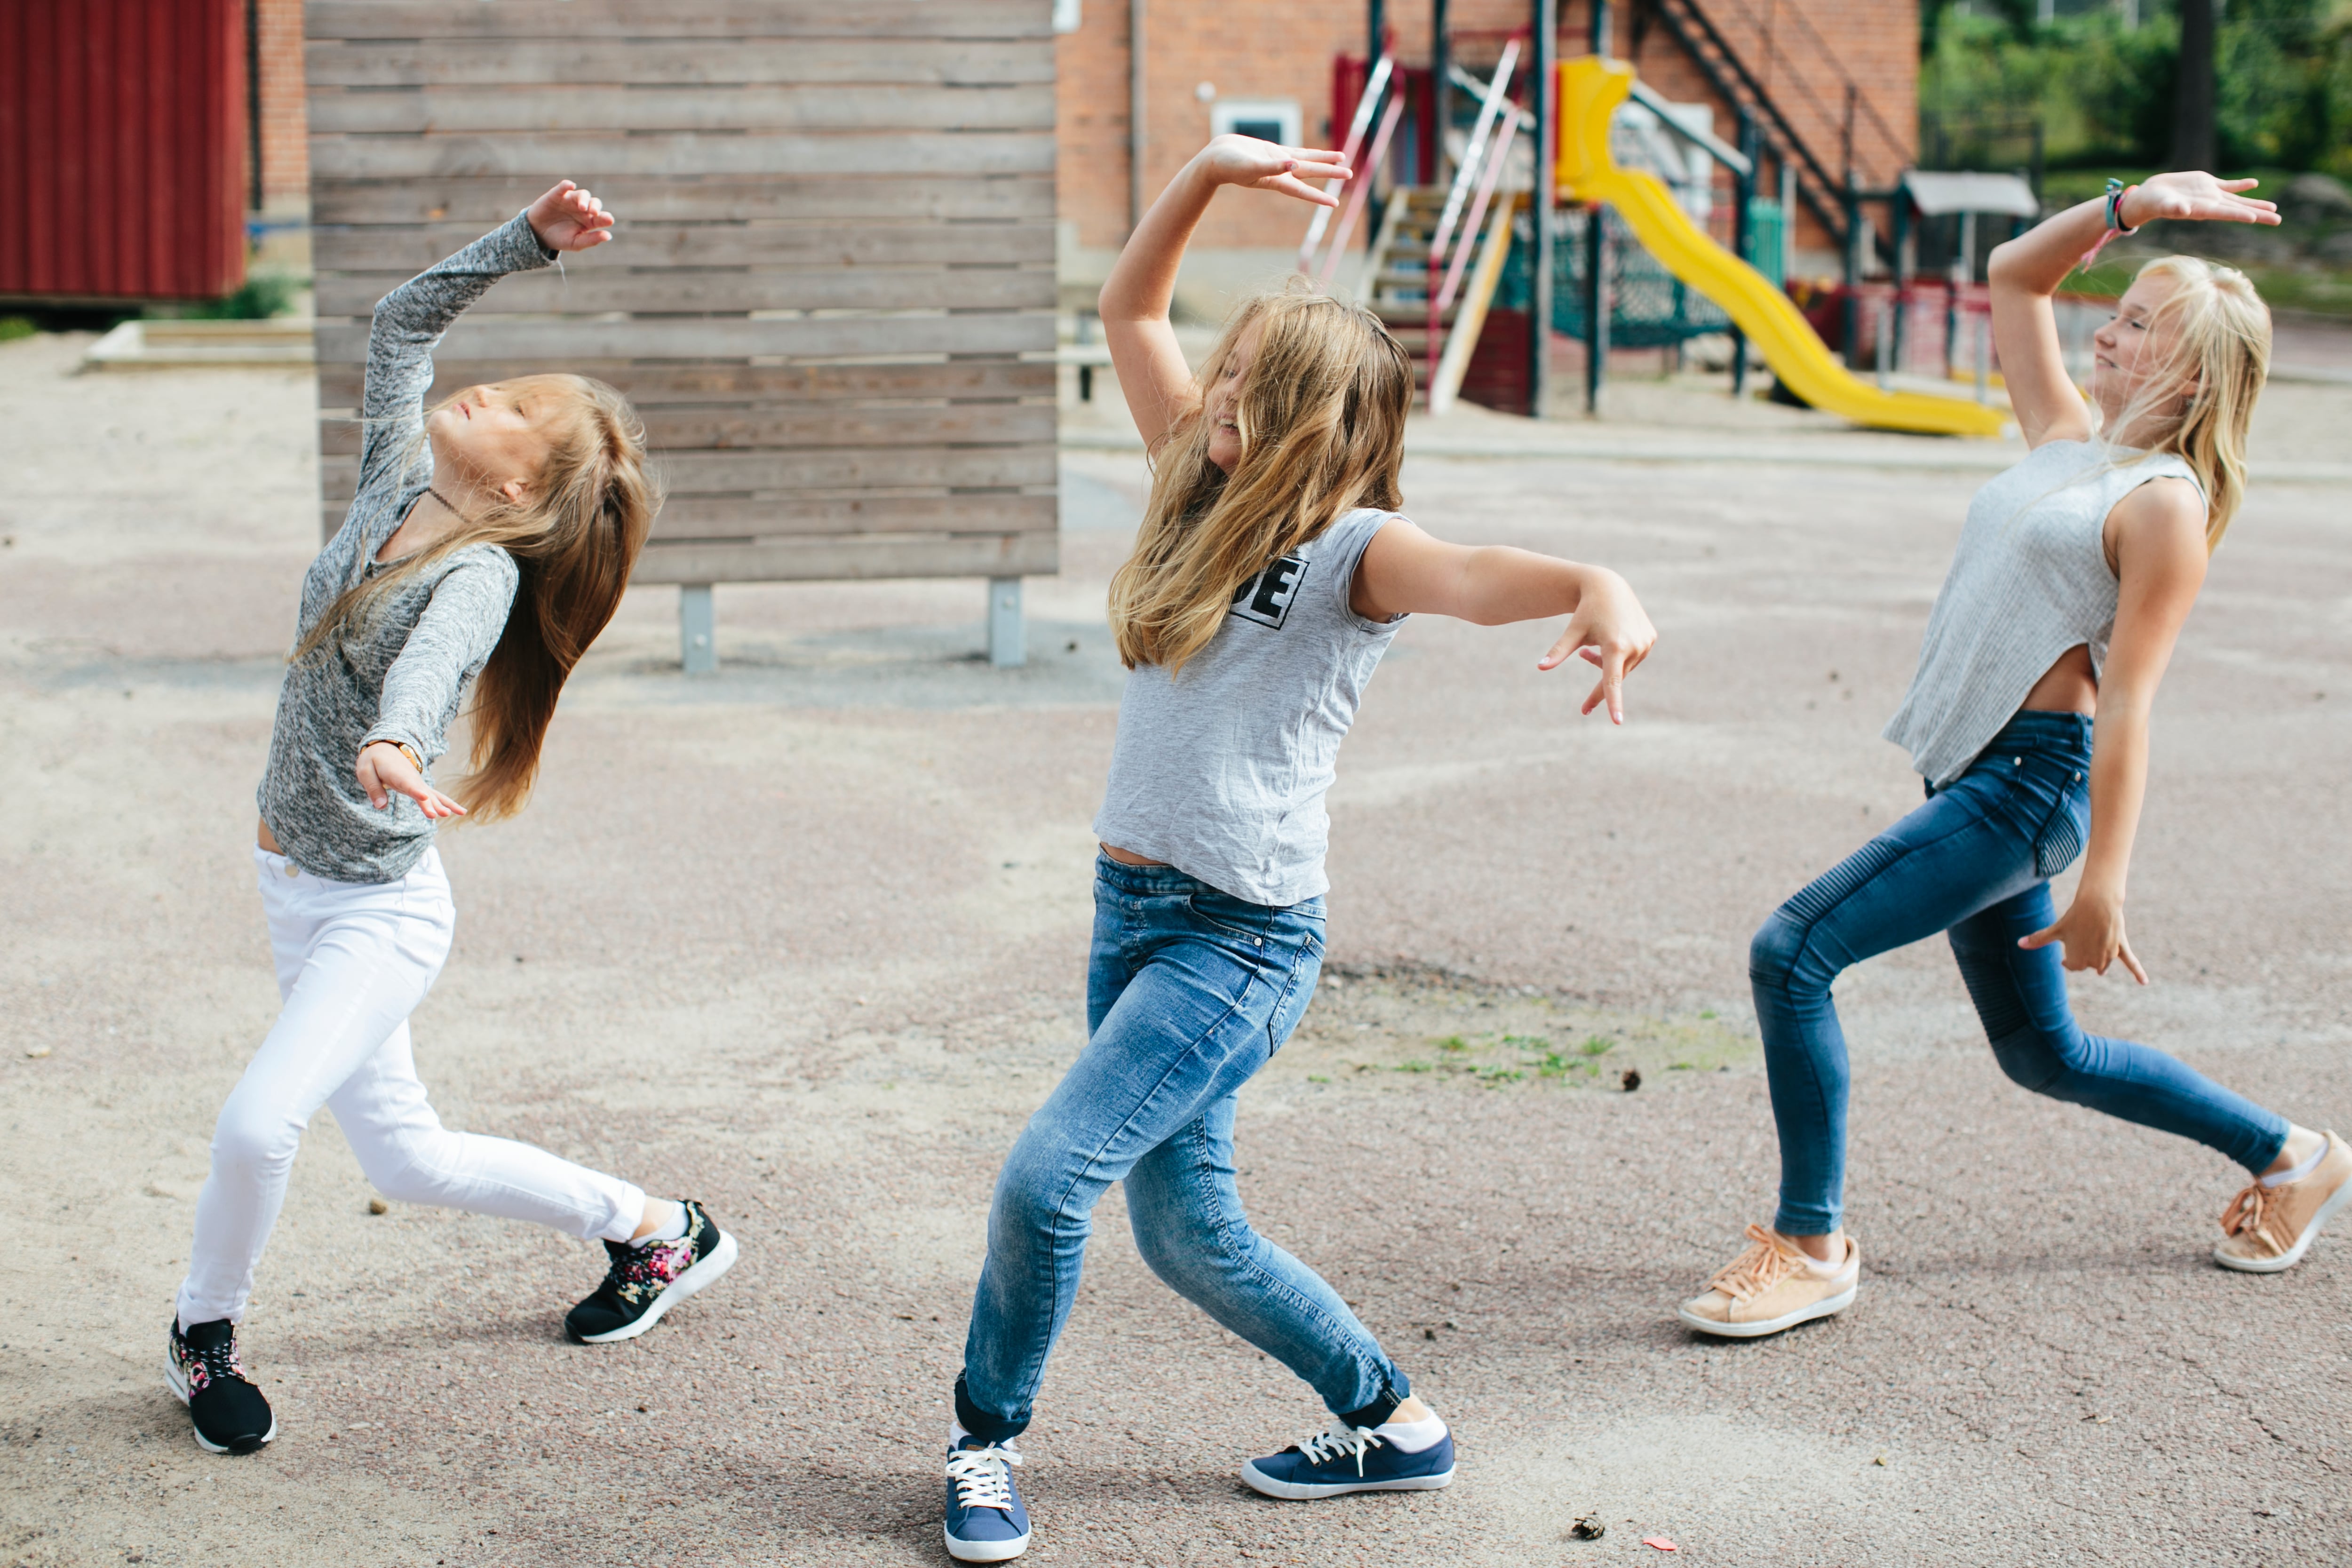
[
  {"xmin": 680, "ymin": 582, "xmax": 716, "ymax": 676},
  {"xmin": 987, "ymin": 576, "xmax": 1025, "ymax": 669}
]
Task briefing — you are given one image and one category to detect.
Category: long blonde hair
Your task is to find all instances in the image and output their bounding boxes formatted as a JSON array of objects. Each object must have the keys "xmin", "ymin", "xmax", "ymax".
[
  {"xmin": 2106, "ymin": 255, "xmax": 2270, "ymax": 550},
  {"xmin": 1109, "ymin": 286, "xmax": 1413, "ymax": 671},
  {"xmin": 295, "ymin": 374, "xmax": 661, "ymax": 820}
]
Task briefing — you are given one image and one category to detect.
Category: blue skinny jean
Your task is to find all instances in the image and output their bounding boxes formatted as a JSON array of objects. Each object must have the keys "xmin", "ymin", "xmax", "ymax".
[
  {"xmin": 954, "ymin": 856, "xmax": 1406, "ymax": 1443},
  {"xmin": 1753, "ymin": 709, "xmax": 2288, "ymax": 1237}
]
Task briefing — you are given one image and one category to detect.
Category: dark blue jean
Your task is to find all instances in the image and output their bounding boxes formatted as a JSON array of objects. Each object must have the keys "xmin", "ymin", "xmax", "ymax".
[
  {"xmin": 954, "ymin": 856, "xmax": 1406, "ymax": 1443},
  {"xmin": 1753, "ymin": 709, "xmax": 2288, "ymax": 1237}
]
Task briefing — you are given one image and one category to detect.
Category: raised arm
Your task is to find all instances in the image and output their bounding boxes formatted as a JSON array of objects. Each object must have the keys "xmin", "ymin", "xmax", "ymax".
[
  {"xmin": 1350, "ymin": 519, "xmax": 1658, "ymax": 724},
  {"xmin": 1986, "ymin": 172, "xmax": 2278, "ymax": 448},
  {"xmin": 2016, "ymin": 478, "xmax": 2208, "ymax": 981},
  {"xmin": 1098, "ymin": 137, "xmax": 1351, "ymax": 452},
  {"xmin": 355, "ymin": 183, "xmax": 614, "ymax": 496}
]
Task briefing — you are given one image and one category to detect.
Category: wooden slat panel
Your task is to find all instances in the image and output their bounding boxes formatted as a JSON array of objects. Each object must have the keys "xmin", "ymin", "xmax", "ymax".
[
  {"xmin": 312, "ymin": 266, "xmax": 1054, "ymax": 319},
  {"xmin": 631, "ymin": 532, "xmax": 1060, "ymax": 586},
  {"xmin": 312, "ymin": 222, "xmax": 1053, "ymax": 272},
  {"xmin": 316, "ymin": 494, "xmax": 1057, "ymax": 544},
  {"xmin": 656, "ymin": 448, "xmax": 1058, "ymax": 492},
  {"xmin": 310, "ymin": 131, "xmax": 1052, "ymax": 182},
  {"xmin": 308, "ymin": 85, "xmax": 1055, "ymax": 134},
  {"xmin": 318, "ymin": 402, "xmax": 1056, "ymax": 456},
  {"xmin": 304, "ymin": 39, "xmax": 1054, "ymax": 88},
  {"xmin": 316, "ymin": 358, "xmax": 1056, "ymax": 409},
  {"xmin": 649, "ymin": 494, "xmax": 1055, "ymax": 539},
  {"xmin": 307, "ymin": 1, "xmax": 1055, "ymax": 42},
  {"xmin": 308, "ymin": 0, "xmax": 1058, "ymax": 585},
  {"xmin": 318, "ymin": 446, "xmax": 1056, "ymax": 501},
  {"xmin": 312, "ymin": 313, "xmax": 1053, "ymax": 363},
  {"xmin": 308, "ymin": 175, "xmax": 1053, "ymax": 225}
]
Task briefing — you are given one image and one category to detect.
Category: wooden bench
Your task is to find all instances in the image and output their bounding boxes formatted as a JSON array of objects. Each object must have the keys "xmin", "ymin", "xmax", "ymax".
[{"xmin": 304, "ymin": 0, "xmax": 1059, "ymax": 672}]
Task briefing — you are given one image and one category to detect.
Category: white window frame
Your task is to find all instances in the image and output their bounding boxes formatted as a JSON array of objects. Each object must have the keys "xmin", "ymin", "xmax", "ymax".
[{"xmin": 1211, "ymin": 99, "xmax": 1303, "ymax": 149}]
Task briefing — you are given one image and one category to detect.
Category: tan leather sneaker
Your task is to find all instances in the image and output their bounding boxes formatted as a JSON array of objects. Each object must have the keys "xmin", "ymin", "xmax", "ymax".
[
  {"xmin": 2215, "ymin": 1130, "xmax": 2352, "ymax": 1274},
  {"xmin": 1678, "ymin": 1224, "xmax": 1860, "ymax": 1338}
]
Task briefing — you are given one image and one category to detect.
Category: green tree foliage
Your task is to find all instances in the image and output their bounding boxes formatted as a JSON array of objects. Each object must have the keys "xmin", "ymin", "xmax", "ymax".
[{"xmin": 1921, "ymin": 0, "xmax": 2352, "ymax": 176}]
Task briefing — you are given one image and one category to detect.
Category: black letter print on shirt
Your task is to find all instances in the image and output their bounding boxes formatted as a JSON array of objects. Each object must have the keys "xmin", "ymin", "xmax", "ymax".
[{"xmin": 1231, "ymin": 554, "xmax": 1308, "ymax": 629}]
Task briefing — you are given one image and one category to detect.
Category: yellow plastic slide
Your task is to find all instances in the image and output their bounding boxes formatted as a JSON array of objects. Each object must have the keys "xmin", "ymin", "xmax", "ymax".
[{"xmin": 1556, "ymin": 58, "xmax": 2008, "ymax": 438}]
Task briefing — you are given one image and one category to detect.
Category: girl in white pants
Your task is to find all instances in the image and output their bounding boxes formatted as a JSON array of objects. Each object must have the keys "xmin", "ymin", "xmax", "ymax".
[{"xmin": 172, "ymin": 182, "xmax": 737, "ymax": 1456}]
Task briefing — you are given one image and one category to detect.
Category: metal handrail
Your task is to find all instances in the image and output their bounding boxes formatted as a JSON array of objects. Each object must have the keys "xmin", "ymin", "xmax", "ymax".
[
  {"xmin": 1317, "ymin": 92, "xmax": 1407, "ymax": 282},
  {"xmin": 1435, "ymin": 112, "xmax": 1518, "ymax": 312},
  {"xmin": 1427, "ymin": 40, "xmax": 1523, "ymax": 279},
  {"xmin": 1626, "ymin": 79, "xmax": 1750, "ymax": 178},
  {"xmin": 1297, "ymin": 55, "xmax": 1397, "ymax": 273}
]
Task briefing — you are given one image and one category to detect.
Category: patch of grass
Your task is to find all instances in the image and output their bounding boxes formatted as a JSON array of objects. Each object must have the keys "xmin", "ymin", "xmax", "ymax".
[
  {"xmin": 0, "ymin": 317, "xmax": 35, "ymax": 343},
  {"xmin": 1476, "ymin": 1064, "xmax": 1524, "ymax": 1085},
  {"xmin": 1578, "ymin": 1035, "xmax": 1615, "ymax": 1057},
  {"xmin": 164, "ymin": 270, "xmax": 302, "ymax": 321},
  {"xmin": 1395, "ymin": 1059, "xmax": 1433, "ymax": 1074},
  {"xmin": 1307, "ymin": 1074, "xmax": 1331, "ymax": 1083}
]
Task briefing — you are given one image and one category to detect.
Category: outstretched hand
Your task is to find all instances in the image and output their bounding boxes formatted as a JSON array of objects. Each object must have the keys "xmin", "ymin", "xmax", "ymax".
[
  {"xmin": 1537, "ymin": 569, "xmax": 1657, "ymax": 725},
  {"xmin": 1198, "ymin": 135, "xmax": 1354, "ymax": 208},
  {"xmin": 524, "ymin": 180, "xmax": 616, "ymax": 253},
  {"xmin": 2122, "ymin": 173, "xmax": 2280, "ymax": 230},
  {"xmin": 357, "ymin": 741, "xmax": 467, "ymax": 820},
  {"xmin": 2019, "ymin": 890, "xmax": 2147, "ymax": 984}
]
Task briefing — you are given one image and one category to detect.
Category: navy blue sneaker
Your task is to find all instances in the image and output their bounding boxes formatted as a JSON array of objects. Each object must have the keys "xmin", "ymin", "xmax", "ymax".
[
  {"xmin": 944, "ymin": 1433, "xmax": 1030, "ymax": 1562},
  {"xmin": 1240, "ymin": 1417, "xmax": 1457, "ymax": 1499}
]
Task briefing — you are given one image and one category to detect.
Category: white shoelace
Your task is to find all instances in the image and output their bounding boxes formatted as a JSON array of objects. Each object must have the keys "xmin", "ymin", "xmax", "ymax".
[
  {"xmin": 1293, "ymin": 1421, "xmax": 1385, "ymax": 1476},
  {"xmin": 946, "ymin": 1443, "xmax": 1024, "ymax": 1511}
]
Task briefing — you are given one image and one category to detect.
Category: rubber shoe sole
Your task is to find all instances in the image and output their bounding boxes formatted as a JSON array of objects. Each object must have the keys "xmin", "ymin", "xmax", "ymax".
[
  {"xmin": 2215, "ymin": 1173, "xmax": 2352, "ymax": 1274},
  {"xmin": 163, "ymin": 1361, "xmax": 277, "ymax": 1455},
  {"xmin": 574, "ymin": 1228, "xmax": 741, "ymax": 1344},
  {"xmin": 943, "ymin": 1523, "xmax": 1031, "ymax": 1562},
  {"xmin": 1678, "ymin": 1281, "xmax": 1858, "ymax": 1339},
  {"xmin": 1237, "ymin": 1462, "xmax": 1456, "ymax": 1500}
]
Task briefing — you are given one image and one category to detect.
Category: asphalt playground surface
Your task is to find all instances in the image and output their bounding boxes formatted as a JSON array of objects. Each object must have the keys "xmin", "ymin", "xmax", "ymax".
[{"xmin": 4, "ymin": 328, "xmax": 2349, "ymax": 1566}]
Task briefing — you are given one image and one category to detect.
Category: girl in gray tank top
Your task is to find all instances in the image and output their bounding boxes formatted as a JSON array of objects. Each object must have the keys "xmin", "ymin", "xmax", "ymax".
[
  {"xmin": 1680, "ymin": 171, "xmax": 2349, "ymax": 1351},
  {"xmin": 938, "ymin": 132, "xmax": 1657, "ymax": 1562}
]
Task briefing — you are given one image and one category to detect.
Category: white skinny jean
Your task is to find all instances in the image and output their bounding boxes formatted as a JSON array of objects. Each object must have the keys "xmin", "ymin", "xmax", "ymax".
[{"xmin": 176, "ymin": 847, "xmax": 644, "ymax": 1327}]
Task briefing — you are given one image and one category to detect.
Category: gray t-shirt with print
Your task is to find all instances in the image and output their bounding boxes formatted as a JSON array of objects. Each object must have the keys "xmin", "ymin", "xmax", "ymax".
[{"xmin": 1093, "ymin": 507, "xmax": 1404, "ymax": 906}]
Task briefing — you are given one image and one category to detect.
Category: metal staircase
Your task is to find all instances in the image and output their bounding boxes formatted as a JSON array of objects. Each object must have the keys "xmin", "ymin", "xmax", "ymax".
[
  {"xmin": 1637, "ymin": 0, "xmax": 1914, "ymax": 259},
  {"xmin": 1303, "ymin": 43, "xmax": 1529, "ymax": 411}
]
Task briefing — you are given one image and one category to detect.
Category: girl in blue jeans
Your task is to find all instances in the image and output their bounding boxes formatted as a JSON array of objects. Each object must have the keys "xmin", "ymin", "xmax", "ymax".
[
  {"xmin": 1681, "ymin": 170, "xmax": 2350, "ymax": 1342},
  {"xmin": 937, "ymin": 134, "xmax": 1657, "ymax": 1562}
]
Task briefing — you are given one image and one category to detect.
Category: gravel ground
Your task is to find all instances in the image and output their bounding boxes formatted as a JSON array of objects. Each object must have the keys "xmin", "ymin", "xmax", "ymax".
[{"xmin": 3, "ymin": 329, "xmax": 2349, "ymax": 1567}]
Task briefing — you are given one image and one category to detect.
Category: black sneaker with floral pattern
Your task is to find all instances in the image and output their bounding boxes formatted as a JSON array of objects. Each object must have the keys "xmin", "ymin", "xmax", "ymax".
[
  {"xmin": 167, "ymin": 1317, "xmax": 277, "ymax": 1454},
  {"xmin": 564, "ymin": 1198, "xmax": 739, "ymax": 1344}
]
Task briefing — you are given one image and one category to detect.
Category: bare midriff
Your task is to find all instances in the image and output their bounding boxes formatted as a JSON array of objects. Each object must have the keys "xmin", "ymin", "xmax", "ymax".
[
  {"xmin": 1099, "ymin": 844, "xmax": 1168, "ymax": 867},
  {"xmin": 2018, "ymin": 642, "xmax": 2098, "ymax": 716},
  {"xmin": 257, "ymin": 817, "xmax": 283, "ymax": 854}
]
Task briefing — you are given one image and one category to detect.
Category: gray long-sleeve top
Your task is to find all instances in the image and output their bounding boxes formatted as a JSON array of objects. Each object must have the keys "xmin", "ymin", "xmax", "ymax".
[{"xmin": 256, "ymin": 213, "xmax": 556, "ymax": 883}]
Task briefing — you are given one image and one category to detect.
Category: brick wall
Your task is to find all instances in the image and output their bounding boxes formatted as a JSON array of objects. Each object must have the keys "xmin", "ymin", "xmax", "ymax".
[
  {"xmin": 1057, "ymin": 0, "xmax": 1917, "ymax": 265},
  {"xmin": 1059, "ymin": 0, "xmax": 1370, "ymax": 253},
  {"xmin": 254, "ymin": 0, "xmax": 307, "ymax": 213}
]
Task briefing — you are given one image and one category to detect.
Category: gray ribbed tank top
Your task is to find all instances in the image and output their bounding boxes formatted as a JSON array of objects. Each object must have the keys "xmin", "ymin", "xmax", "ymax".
[{"xmin": 1883, "ymin": 439, "xmax": 2203, "ymax": 787}]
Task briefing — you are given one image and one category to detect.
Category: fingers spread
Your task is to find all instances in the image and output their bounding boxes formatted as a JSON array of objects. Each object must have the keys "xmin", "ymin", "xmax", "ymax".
[
  {"xmin": 1599, "ymin": 647, "xmax": 1628, "ymax": 724},
  {"xmin": 1266, "ymin": 175, "xmax": 1341, "ymax": 207}
]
